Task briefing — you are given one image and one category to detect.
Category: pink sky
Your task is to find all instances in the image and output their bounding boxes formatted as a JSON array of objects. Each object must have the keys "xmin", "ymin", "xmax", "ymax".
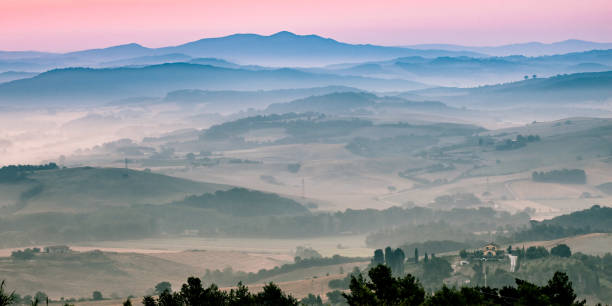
[{"xmin": 1, "ymin": 0, "xmax": 611, "ymax": 52}]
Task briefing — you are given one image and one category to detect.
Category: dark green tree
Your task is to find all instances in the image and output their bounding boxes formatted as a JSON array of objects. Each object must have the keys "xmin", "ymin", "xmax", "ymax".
[
  {"xmin": 228, "ymin": 282, "xmax": 255, "ymax": 306},
  {"xmin": 142, "ymin": 296, "xmax": 156, "ymax": 306},
  {"xmin": 343, "ymin": 265, "xmax": 425, "ymax": 305},
  {"xmin": 0, "ymin": 281, "xmax": 16, "ymax": 306},
  {"xmin": 372, "ymin": 249, "xmax": 384, "ymax": 266},
  {"xmin": 526, "ymin": 246, "xmax": 549, "ymax": 259},
  {"xmin": 392, "ymin": 248, "xmax": 406, "ymax": 276},
  {"xmin": 551, "ymin": 244, "xmax": 571, "ymax": 258},
  {"xmin": 180, "ymin": 277, "xmax": 204, "ymax": 306},
  {"xmin": 326, "ymin": 290, "xmax": 346, "ymax": 305},
  {"xmin": 300, "ymin": 293, "xmax": 323, "ymax": 305},
  {"xmin": 158, "ymin": 290, "xmax": 182, "ymax": 306},
  {"xmin": 92, "ymin": 291, "xmax": 103, "ymax": 301},
  {"xmin": 155, "ymin": 281, "xmax": 172, "ymax": 295},
  {"xmin": 422, "ymin": 257, "xmax": 452, "ymax": 287},
  {"xmin": 34, "ymin": 292, "xmax": 47, "ymax": 305},
  {"xmin": 343, "ymin": 274, "xmax": 378, "ymax": 306},
  {"xmin": 254, "ymin": 283, "xmax": 298, "ymax": 306},
  {"xmin": 384, "ymin": 247, "xmax": 393, "ymax": 267}
]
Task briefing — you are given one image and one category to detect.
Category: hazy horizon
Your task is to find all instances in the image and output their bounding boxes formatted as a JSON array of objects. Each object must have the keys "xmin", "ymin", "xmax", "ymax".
[
  {"xmin": 2, "ymin": 31, "xmax": 612, "ymax": 54},
  {"xmin": 2, "ymin": 0, "xmax": 612, "ymax": 52}
]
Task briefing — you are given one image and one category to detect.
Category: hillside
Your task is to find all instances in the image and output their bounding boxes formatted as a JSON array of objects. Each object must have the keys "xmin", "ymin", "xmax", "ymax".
[
  {"xmin": 0, "ymin": 63, "xmax": 425, "ymax": 104},
  {"xmin": 0, "ymin": 248, "xmax": 363, "ymax": 301},
  {"xmin": 541, "ymin": 205, "xmax": 612, "ymax": 231},
  {"xmin": 407, "ymin": 70, "xmax": 612, "ymax": 106},
  {"xmin": 406, "ymin": 39, "xmax": 612, "ymax": 56},
  {"xmin": 174, "ymin": 188, "xmax": 309, "ymax": 216},
  {"xmin": 321, "ymin": 49, "xmax": 612, "ymax": 86},
  {"xmin": 0, "ymin": 71, "xmax": 37, "ymax": 83},
  {"xmin": 162, "ymin": 86, "xmax": 363, "ymax": 111},
  {"xmin": 265, "ymin": 92, "xmax": 454, "ymax": 115},
  {"xmin": 0, "ymin": 167, "xmax": 227, "ymax": 213},
  {"xmin": 0, "ymin": 250, "xmax": 203, "ymax": 300}
]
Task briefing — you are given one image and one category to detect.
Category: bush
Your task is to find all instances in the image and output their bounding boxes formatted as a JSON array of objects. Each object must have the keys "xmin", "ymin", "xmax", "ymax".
[
  {"xmin": 154, "ymin": 281, "xmax": 172, "ymax": 295},
  {"xmin": 92, "ymin": 291, "xmax": 103, "ymax": 301},
  {"xmin": 551, "ymin": 244, "xmax": 571, "ymax": 257},
  {"xmin": 11, "ymin": 248, "xmax": 38, "ymax": 260},
  {"xmin": 326, "ymin": 290, "xmax": 347, "ymax": 305},
  {"xmin": 525, "ymin": 246, "xmax": 549, "ymax": 259},
  {"xmin": 287, "ymin": 163, "xmax": 301, "ymax": 173},
  {"xmin": 0, "ymin": 280, "xmax": 17, "ymax": 306}
]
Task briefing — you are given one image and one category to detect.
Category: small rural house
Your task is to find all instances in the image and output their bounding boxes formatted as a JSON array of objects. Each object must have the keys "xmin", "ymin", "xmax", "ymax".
[
  {"xmin": 483, "ymin": 242, "xmax": 498, "ymax": 257},
  {"xmin": 44, "ymin": 245, "xmax": 71, "ymax": 254}
]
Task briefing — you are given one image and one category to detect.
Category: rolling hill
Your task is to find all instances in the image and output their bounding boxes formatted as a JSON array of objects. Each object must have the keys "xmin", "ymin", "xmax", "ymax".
[
  {"xmin": 0, "ymin": 71, "xmax": 37, "ymax": 83},
  {"xmin": 0, "ymin": 63, "xmax": 426, "ymax": 104},
  {"xmin": 403, "ymin": 70, "xmax": 612, "ymax": 107},
  {"xmin": 0, "ymin": 167, "xmax": 228, "ymax": 213},
  {"xmin": 265, "ymin": 91, "xmax": 454, "ymax": 114},
  {"xmin": 406, "ymin": 39, "xmax": 612, "ymax": 56},
  {"xmin": 319, "ymin": 49, "xmax": 612, "ymax": 86},
  {"xmin": 161, "ymin": 86, "xmax": 364, "ymax": 112}
]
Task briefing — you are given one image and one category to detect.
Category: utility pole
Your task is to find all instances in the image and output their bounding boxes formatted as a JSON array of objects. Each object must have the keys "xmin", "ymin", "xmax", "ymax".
[
  {"xmin": 125, "ymin": 158, "xmax": 128, "ymax": 169},
  {"xmin": 483, "ymin": 259, "xmax": 487, "ymax": 287}
]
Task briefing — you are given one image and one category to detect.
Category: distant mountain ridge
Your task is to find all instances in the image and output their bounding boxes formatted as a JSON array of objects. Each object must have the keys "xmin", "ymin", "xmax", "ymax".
[
  {"xmin": 406, "ymin": 39, "xmax": 612, "ymax": 56},
  {"xmin": 0, "ymin": 31, "xmax": 483, "ymax": 72},
  {"xmin": 318, "ymin": 49, "xmax": 612, "ymax": 86}
]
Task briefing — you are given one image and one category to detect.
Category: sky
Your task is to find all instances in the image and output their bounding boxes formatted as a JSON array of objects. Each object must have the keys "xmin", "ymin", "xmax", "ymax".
[{"xmin": 1, "ymin": 0, "xmax": 612, "ymax": 52}]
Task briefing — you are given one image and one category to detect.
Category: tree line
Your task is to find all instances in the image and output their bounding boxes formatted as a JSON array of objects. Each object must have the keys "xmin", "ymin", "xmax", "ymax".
[
  {"xmin": 532, "ymin": 169, "xmax": 586, "ymax": 184},
  {"xmin": 202, "ymin": 255, "xmax": 366, "ymax": 287},
  {"xmin": 343, "ymin": 264, "xmax": 584, "ymax": 306},
  {"xmin": 0, "ymin": 163, "xmax": 58, "ymax": 183},
  {"xmin": 0, "ymin": 264, "xmax": 590, "ymax": 306}
]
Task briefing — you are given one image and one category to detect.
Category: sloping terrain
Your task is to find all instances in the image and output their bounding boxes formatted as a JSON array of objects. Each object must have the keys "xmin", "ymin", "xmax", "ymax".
[
  {"xmin": 406, "ymin": 70, "xmax": 612, "ymax": 107},
  {"xmin": 0, "ymin": 167, "xmax": 228, "ymax": 213},
  {"xmin": 0, "ymin": 63, "xmax": 425, "ymax": 104}
]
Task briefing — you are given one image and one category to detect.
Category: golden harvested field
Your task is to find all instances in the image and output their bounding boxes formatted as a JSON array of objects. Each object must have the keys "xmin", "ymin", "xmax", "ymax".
[
  {"xmin": 61, "ymin": 273, "xmax": 352, "ymax": 306},
  {"xmin": 515, "ymin": 233, "xmax": 612, "ymax": 255},
  {"xmin": 148, "ymin": 250, "xmax": 292, "ymax": 273},
  {"xmin": 66, "ymin": 235, "xmax": 372, "ymax": 257}
]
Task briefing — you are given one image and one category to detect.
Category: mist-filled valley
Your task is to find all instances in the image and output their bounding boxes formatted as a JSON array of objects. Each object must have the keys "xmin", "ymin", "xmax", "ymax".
[{"xmin": 2, "ymin": 27, "xmax": 612, "ymax": 306}]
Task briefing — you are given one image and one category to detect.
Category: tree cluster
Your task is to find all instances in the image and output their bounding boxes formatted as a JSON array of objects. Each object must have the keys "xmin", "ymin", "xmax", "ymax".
[
  {"xmin": 532, "ymin": 169, "xmax": 586, "ymax": 184},
  {"xmin": 10, "ymin": 248, "xmax": 40, "ymax": 260},
  {"xmin": 372, "ymin": 247, "xmax": 405, "ymax": 276},
  {"xmin": 203, "ymin": 255, "xmax": 364, "ymax": 286},
  {"xmin": 0, "ymin": 163, "xmax": 58, "ymax": 183},
  {"xmin": 142, "ymin": 277, "xmax": 297, "ymax": 306},
  {"xmin": 343, "ymin": 265, "xmax": 584, "ymax": 306},
  {"xmin": 494, "ymin": 134, "xmax": 540, "ymax": 151}
]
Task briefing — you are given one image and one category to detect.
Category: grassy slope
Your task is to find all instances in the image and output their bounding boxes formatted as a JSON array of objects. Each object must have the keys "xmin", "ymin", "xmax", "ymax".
[
  {"xmin": 0, "ymin": 167, "xmax": 228, "ymax": 213},
  {"xmin": 0, "ymin": 251, "xmax": 199, "ymax": 300},
  {"xmin": 0, "ymin": 250, "xmax": 367, "ymax": 301}
]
